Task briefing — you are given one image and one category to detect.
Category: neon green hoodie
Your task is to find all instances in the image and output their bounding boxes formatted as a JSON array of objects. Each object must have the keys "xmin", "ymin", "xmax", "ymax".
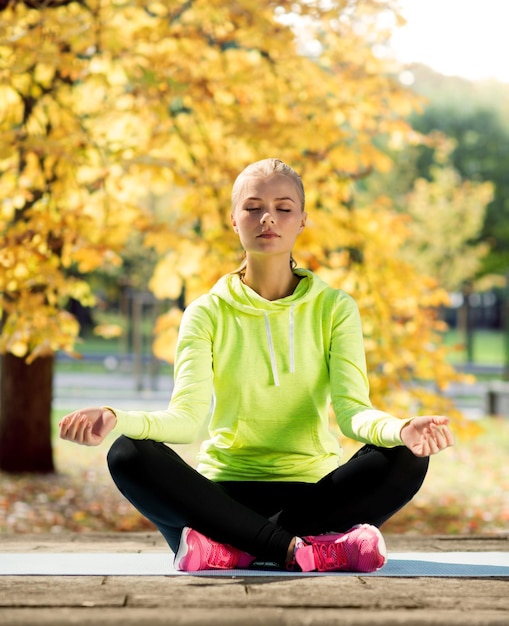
[{"xmin": 111, "ymin": 269, "xmax": 410, "ymax": 482}]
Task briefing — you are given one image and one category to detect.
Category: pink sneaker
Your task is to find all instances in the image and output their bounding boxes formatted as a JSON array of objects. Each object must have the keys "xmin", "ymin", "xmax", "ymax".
[
  {"xmin": 293, "ymin": 524, "xmax": 387, "ymax": 573},
  {"xmin": 174, "ymin": 527, "xmax": 256, "ymax": 571}
]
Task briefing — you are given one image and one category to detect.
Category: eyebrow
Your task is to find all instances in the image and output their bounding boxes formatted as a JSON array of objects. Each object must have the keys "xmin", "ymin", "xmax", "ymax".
[{"xmin": 244, "ymin": 196, "xmax": 296, "ymax": 203}]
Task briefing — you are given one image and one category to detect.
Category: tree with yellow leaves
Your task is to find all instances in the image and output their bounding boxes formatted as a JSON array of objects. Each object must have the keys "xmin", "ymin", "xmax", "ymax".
[
  {"xmin": 0, "ymin": 0, "xmax": 469, "ymax": 473},
  {"xmin": 402, "ymin": 139, "xmax": 494, "ymax": 292}
]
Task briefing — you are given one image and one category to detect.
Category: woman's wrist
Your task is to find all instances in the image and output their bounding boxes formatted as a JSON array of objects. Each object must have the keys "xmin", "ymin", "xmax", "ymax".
[{"xmin": 102, "ymin": 407, "xmax": 118, "ymax": 429}]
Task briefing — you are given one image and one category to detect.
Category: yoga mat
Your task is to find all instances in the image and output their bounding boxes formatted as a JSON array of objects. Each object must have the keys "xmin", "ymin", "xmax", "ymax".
[{"xmin": 0, "ymin": 552, "xmax": 508, "ymax": 577}]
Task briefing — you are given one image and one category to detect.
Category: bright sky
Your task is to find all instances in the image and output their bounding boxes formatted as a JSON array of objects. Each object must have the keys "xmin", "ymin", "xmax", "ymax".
[{"xmin": 391, "ymin": 0, "xmax": 509, "ymax": 83}]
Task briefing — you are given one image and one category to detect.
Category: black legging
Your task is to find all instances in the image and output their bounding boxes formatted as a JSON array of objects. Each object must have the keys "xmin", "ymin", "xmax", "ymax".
[{"xmin": 107, "ymin": 436, "xmax": 429, "ymax": 566}]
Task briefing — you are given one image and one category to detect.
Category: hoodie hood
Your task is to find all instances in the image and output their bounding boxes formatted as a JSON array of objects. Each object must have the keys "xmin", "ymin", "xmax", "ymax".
[
  {"xmin": 209, "ymin": 268, "xmax": 329, "ymax": 314},
  {"xmin": 209, "ymin": 269, "xmax": 329, "ymax": 386}
]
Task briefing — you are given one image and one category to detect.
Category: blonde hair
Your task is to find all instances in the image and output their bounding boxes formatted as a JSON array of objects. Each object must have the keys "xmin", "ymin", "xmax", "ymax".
[
  {"xmin": 231, "ymin": 158, "xmax": 305, "ymax": 213},
  {"xmin": 231, "ymin": 159, "xmax": 304, "ymax": 275}
]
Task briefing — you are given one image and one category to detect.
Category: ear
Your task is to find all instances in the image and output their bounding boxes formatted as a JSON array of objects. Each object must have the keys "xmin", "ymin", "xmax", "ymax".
[
  {"xmin": 299, "ymin": 212, "xmax": 307, "ymax": 232},
  {"xmin": 230, "ymin": 212, "xmax": 239, "ymax": 233}
]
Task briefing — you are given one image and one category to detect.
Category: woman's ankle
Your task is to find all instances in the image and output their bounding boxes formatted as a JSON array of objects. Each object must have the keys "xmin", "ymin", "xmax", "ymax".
[{"xmin": 285, "ymin": 537, "xmax": 297, "ymax": 565}]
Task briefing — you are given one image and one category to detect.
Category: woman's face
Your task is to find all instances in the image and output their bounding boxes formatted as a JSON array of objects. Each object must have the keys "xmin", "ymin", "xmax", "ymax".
[{"xmin": 231, "ymin": 174, "xmax": 306, "ymax": 259}]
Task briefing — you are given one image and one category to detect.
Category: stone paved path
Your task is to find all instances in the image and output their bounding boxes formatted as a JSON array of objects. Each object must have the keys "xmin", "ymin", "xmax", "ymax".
[{"xmin": 0, "ymin": 532, "xmax": 508, "ymax": 625}]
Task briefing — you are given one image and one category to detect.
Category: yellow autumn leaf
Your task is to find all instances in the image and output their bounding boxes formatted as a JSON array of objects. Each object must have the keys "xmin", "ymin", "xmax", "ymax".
[
  {"xmin": 94, "ymin": 324, "xmax": 124, "ymax": 339},
  {"xmin": 152, "ymin": 307, "xmax": 183, "ymax": 363}
]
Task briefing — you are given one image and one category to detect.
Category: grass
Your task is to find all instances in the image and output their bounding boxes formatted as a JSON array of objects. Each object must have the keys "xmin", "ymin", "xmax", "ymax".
[
  {"xmin": 56, "ymin": 330, "xmax": 173, "ymax": 376},
  {"xmin": 1, "ymin": 414, "xmax": 508, "ymax": 536},
  {"xmin": 443, "ymin": 328, "xmax": 508, "ymax": 366}
]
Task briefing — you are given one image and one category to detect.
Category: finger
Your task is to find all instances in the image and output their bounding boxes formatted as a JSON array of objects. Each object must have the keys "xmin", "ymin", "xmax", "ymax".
[
  {"xmin": 61, "ymin": 413, "xmax": 87, "ymax": 442},
  {"xmin": 59, "ymin": 415, "xmax": 74, "ymax": 439},
  {"xmin": 439, "ymin": 428, "xmax": 453, "ymax": 449},
  {"xmin": 431, "ymin": 415, "xmax": 449, "ymax": 426},
  {"xmin": 416, "ymin": 440, "xmax": 431, "ymax": 457},
  {"xmin": 58, "ymin": 411, "xmax": 78, "ymax": 432},
  {"xmin": 59, "ymin": 411, "xmax": 75, "ymax": 426},
  {"xmin": 61, "ymin": 411, "xmax": 84, "ymax": 429},
  {"xmin": 444, "ymin": 428, "xmax": 455, "ymax": 447},
  {"xmin": 75, "ymin": 415, "xmax": 93, "ymax": 445},
  {"xmin": 426, "ymin": 427, "xmax": 455, "ymax": 454},
  {"xmin": 432, "ymin": 424, "xmax": 455, "ymax": 450},
  {"xmin": 429, "ymin": 424, "xmax": 448, "ymax": 448},
  {"xmin": 426, "ymin": 436, "xmax": 440, "ymax": 456},
  {"xmin": 66, "ymin": 413, "xmax": 85, "ymax": 440}
]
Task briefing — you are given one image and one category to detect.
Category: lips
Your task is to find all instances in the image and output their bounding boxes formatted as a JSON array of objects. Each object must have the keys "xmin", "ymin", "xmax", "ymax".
[{"xmin": 257, "ymin": 231, "xmax": 280, "ymax": 238}]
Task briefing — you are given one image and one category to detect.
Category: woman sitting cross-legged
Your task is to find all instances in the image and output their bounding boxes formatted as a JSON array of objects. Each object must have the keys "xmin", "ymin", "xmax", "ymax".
[{"xmin": 60, "ymin": 158, "xmax": 454, "ymax": 573}]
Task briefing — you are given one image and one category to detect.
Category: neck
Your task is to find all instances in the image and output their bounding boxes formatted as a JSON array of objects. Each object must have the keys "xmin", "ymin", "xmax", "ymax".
[{"xmin": 242, "ymin": 255, "xmax": 299, "ymax": 301}]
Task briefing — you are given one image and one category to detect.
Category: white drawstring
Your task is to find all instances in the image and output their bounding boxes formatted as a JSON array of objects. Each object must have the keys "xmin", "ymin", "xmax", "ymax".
[{"xmin": 264, "ymin": 307, "xmax": 296, "ymax": 385}]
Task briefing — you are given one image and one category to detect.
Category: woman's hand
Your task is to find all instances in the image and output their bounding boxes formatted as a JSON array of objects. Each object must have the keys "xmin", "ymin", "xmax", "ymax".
[
  {"xmin": 400, "ymin": 415, "xmax": 455, "ymax": 457},
  {"xmin": 59, "ymin": 407, "xmax": 117, "ymax": 447}
]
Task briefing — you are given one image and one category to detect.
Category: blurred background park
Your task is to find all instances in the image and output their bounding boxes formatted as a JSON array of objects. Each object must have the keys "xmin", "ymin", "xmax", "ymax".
[{"xmin": 0, "ymin": 0, "xmax": 508, "ymax": 536}]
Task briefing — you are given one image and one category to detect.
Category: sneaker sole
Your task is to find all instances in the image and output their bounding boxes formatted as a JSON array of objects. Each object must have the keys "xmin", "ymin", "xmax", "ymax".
[
  {"xmin": 354, "ymin": 523, "xmax": 388, "ymax": 571},
  {"xmin": 174, "ymin": 526, "xmax": 193, "ymax": 571}
]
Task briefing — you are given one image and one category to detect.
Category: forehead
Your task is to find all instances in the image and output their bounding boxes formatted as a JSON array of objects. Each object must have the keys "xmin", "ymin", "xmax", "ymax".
[{"xmin": 237, "ymin": 174, "xmax": 299, "ymax": 202}]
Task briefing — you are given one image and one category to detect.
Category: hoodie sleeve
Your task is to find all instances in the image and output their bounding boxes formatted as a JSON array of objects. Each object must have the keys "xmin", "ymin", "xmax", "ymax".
[
  {"xmin": 108, "ymin": 298, "xmax": 215, "ymax": 443},
  {"xmin": 329, "ymin": 293, "xmax": 412, "ymax": 447}
]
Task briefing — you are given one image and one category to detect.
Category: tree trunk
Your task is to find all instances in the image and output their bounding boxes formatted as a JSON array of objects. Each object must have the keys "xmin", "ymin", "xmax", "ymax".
[
  {"xmin": 0, "ymin": 353, "xmax": 55, "ymax": 473},
  {"xmin": 458, "ymin": 282, "xmax": 474, "ymax": 363}
]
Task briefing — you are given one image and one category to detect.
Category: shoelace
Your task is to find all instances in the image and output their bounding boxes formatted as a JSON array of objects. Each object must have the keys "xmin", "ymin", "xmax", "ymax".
[
  {"xmin": 207, "ymin": 542, "xmax": 236, "ymax": 568},
  {"xmin": 314, "ymin": 541, "xmax": 347, "ymax": 571}
]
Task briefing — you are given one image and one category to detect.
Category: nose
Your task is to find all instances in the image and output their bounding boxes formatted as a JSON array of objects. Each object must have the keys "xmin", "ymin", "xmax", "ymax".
[{"xmin": 261, "ymin": 211, "xmax": 275, "ymax": 225}]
